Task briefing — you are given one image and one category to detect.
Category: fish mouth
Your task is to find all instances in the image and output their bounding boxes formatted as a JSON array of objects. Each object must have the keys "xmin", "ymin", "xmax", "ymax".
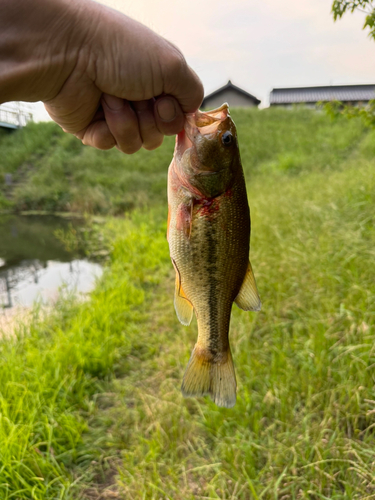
[{"xmin": 176, "ymin": 103, "xmax": 229, "ymax": 159}]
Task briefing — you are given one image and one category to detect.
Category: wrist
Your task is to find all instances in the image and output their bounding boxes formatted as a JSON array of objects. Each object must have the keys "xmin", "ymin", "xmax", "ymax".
[{"xmin": 0, "ymin": 0, "xmax": 94, "ymax": 103}]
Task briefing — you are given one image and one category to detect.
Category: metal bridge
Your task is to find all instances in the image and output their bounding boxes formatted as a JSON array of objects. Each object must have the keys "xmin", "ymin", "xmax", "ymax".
[{"xmin": 0, "ymin": 105, "xmax": 33, "ymax": 129}]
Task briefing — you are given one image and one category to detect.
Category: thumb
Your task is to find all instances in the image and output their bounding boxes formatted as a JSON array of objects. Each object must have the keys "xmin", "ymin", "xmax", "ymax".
[{"xmin": 154, "ymin": 96, "xmax": 185, "ymax": 136}]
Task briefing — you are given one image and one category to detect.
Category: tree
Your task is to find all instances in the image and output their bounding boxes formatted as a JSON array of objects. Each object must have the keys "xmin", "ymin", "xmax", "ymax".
[
  {"xmin": 325, "ymin": 1, "xmax": 375, "ymax": 126},
  {"xmin": 332, "ymin": 1, "xmax": 375, "ymax": 39}
]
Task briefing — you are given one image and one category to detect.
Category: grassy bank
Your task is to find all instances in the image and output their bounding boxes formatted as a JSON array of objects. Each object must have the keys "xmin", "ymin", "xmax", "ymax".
[
  {"xmin": 0, "ymin": 210, "xmax": 170, "ymax": 499},
  {"xmin": 105, "ymin": 157, "xmax": 375, "ymax": 499},
  {"xmin": 0, "ymin": 109, "xmax": 375, "ymax": 498},
  {"xmin": 0, "ymin": 108, "xmax": 368, "ymax": 214}
]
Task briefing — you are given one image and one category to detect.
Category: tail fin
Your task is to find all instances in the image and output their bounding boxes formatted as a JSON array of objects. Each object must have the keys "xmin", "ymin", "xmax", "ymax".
[{"xmin": 181, "ymin": 346, "xmax": 237, "ymax": 408}]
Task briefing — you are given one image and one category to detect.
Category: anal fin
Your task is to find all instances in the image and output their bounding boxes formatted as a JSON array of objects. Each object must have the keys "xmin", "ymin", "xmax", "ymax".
[{"xmin": 235, "ymin": 260, "xmax": 261, "ymax": 311}]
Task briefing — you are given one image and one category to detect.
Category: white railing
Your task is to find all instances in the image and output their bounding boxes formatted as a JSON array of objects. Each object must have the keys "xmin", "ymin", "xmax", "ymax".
[{"xmin": 0, "ymin": 107, "xmax": 33, "ymax": 128}]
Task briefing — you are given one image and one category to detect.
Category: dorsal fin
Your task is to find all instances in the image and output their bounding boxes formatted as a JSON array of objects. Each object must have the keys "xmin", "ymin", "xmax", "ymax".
[{"xmin": 234, "ymin": 261, "xmax": 261, "ymax": 311}]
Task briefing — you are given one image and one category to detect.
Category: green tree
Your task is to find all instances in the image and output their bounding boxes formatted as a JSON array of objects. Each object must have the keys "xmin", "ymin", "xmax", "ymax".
[
  {"xmin": 326, "ymin": 1, "xmax": 375, "ymax": 126},
  {"xmin": 332, "ymin": 1, "xmax": 375, "ymax": 39}
]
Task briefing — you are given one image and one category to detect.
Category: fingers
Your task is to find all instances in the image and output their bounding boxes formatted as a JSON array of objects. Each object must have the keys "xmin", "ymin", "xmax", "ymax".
[
  {"xmin": 102, "ymin": 94, "xmax": 170, "ymax": 153},
  {"xmin": 75, "ymin": 94, "xmax": 186, "ymax": 153},
  {"xmin": 74, "ymin": 120, "xmax": 116, "ymax": 150},
  {"xmin": 132, "ymin": 99, "xmax": 164, "ymax": 150},
  {"xmin": 73, "ymin": 107, "xmax": 114, "ymax": 150},
  {"xmin": 102, "ymin": 94, "xmax": 143, "ymax": 154},
  {"xmin": 154, "ymin": 96, "xmax": 185, "ymax": 137},
  {"xmin": 133, "ymin": 96, "xmax": 186, "ymax": 146}
]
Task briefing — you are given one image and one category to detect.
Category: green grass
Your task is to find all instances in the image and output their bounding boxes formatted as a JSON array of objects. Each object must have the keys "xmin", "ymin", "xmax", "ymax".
[
  {"xmin": 0, "ymin": 109, "xmax": 375, "ymax": 498},
  {"xmin": 0, "ymin": 213, "xmax": 169, "ymax": 499},
  {"xmin": 106, "ymin": 158, "xmax": 375, "ymax": 499},
  {"xmin": 0, "ymin": 108, "xmax": 369, "ymax": 214}
]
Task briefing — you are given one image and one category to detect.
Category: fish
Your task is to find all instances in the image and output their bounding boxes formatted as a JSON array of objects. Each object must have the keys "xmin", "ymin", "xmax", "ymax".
[{"xmin": 167, "ymin": 103, "xmax": 261, "ymax": 408}]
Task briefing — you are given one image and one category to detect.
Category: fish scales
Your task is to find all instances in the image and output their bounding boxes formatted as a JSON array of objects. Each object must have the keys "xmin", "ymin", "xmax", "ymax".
[
  {"xmin": 167, "ymin": 103, "xmax": 261, "ymax": 408},
  {"xmin": 169, "ymin": 176, "xmax": 249, "ymax": 351}
]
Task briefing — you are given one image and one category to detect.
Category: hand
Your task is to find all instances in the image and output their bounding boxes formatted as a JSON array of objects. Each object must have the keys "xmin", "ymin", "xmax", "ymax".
[{"xmin": 0, "ymin": 0, "xmax": 204, "ymax": 153}]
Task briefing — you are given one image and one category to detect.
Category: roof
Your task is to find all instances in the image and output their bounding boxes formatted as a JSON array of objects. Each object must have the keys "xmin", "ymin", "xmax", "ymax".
[
  {"xmin": 270, "ymin": 84, "xmax": 375, "ymax": 104},
  {"xmin": 202, "ymin": 80, "xmax": 261, "ymax": 105}
]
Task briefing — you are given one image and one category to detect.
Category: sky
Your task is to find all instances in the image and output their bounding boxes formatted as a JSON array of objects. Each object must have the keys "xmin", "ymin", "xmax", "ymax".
[{"xmin": 27, "ymin": 0, "xmax": 375, "ymax": 121}]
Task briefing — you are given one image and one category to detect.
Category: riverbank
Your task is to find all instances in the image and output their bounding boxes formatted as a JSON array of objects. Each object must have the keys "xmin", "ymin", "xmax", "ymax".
[
  {"xmin": 0, "ymin": 210, "xmax": 169, "ymax": 499},
  {"xmin": 1, "ymin": 108, "xmax": 375, "ymax": 498},
  {"xmin": 0, "ymin": 151, "xmax": 374, "ymax": 497},
  {"xmin": 0, "ymin": 107, "xmax": 370, "ymax": 215}
]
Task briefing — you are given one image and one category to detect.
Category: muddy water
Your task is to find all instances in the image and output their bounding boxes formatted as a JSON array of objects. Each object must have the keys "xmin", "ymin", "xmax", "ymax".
[{"xmin": 0, "ymin": 215, "xmax": 102, "ymax": 309}]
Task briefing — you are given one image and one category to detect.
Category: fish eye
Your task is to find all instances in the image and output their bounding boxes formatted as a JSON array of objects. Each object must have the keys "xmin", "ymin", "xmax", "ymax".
[{"xmin": 221, "ymin": 131, "xmax": 233, "ymax": 146}]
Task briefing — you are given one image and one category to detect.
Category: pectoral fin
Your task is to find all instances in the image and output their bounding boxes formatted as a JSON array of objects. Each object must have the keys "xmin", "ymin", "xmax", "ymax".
[
  {"xmin": 171, "ymin": 258, "xmax": 193, "ymax": 326},
  {"xmin": 235, "ymin": 261, "xmax": 261, "ymax": 311},
  {"xmin": 167, "ymin": 204, "xmax": 171, "ymax": 241},
  {"xmin": 176, "ymin": 198, "xmax": 194, "ymax": 239}
]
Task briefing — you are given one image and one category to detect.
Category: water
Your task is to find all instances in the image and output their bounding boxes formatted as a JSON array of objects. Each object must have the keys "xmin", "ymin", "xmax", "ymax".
[{"xmin": 0, "ymin": 215, "xmax": 103, "ymax": 309}]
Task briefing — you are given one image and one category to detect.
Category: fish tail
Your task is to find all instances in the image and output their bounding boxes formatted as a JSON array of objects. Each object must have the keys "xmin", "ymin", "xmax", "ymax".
[{"xmin": 181, "ymin": 345, "xmax": 237, "ymax": 408}]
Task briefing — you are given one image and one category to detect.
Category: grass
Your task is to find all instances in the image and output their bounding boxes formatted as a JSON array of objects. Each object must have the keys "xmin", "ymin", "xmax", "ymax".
[
  {"xmin": 0, "ymin": 107, "xmax": 368, "ymax": 214},
  {"xmin": 0, "ymin": 212, "xmax": 169, "ymax": 499},
  {"xmin": 104, "ymin": 157, "xmax": 375, "ymax": 499},
  {"xmin": 0, "ymin": 108, "xmax": 375, "ymax": 498}
]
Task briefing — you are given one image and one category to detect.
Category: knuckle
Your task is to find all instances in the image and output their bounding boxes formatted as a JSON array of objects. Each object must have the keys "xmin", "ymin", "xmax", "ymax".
[
  {"xmin": 118, "ymin": 140, "xmax": 142, "ymax": 155},
  {"xmin": 111, "ymin": 117, "xmax": 142, "ymax": 153},
  {"xmin": 143, "ymin": 136, "xmax": 164, "ymax": 151},
  {"xmin": 158, "ymin": 41, "xmax": 187, "ymax": 81},
  {"xmin": 95, "ymin": 131, "xmax": 116, "ymax": 150},
  {"xmin": 168, "ymin": 48, "xmax": 187, "ymax": 76},
  {"xmin": 83, "ymin": 132, "xmax": 115, "ymax": 150},
  {"xmin": 97, "ymin": 141, "xmax": 115, "ymax": 150}
]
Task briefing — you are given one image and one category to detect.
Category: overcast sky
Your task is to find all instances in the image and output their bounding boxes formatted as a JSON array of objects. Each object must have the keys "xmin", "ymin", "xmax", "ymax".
[{"xmin": 29, "ymin": 0, "xmax": 375, "ymax": 121}]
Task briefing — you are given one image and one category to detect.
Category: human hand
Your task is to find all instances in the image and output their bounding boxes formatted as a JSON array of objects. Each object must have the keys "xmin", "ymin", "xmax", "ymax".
[{"xmin": 0, "ymin": 0, "xmax": 204, "ymax": 153}]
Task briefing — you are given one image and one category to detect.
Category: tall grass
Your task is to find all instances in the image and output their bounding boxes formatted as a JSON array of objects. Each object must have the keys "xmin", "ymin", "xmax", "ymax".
[
  {"xmin": 0, "ymin": 109, "xmax": 374, "ymax": 498},
  {"xmin": 0, "ymin": 214, "xmax": 169, "ymax": 499},
  {"xmin": 107, "ymin": 157, "xmax": 375, "ymax": 499}
]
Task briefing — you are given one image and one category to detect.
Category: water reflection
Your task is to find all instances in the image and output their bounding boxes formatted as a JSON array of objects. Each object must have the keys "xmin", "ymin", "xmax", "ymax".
[{"xmin": 0, "ymin": 215, "xmax": 103, "ymax": 309}]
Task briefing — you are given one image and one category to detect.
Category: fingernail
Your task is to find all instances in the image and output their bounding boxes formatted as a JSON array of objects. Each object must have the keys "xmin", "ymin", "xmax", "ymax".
[
  {"xmin": 156, "ymin": 97, "xmax": 177, "ymax": 122},
  {"xmin": 103, "ymin": 94, "xmax": 124, "ymax": 111}
]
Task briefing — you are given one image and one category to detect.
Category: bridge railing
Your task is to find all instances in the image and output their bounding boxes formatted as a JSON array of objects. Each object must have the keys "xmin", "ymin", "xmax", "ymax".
[{"xmin": 0, "ymin": 107, "xmax": 33, "ymax": 128}]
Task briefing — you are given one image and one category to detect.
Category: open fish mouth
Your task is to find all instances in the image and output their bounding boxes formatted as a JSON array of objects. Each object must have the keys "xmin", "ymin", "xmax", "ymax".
[{"xmin": 176, "ymin": 103, "xmax": 229, "ymax": 159}]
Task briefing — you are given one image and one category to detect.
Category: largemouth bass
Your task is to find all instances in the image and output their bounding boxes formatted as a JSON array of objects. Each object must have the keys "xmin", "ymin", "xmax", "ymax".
[{"xmin": 167, "ymin": 103, "xmax": 261, "ymax": 408}]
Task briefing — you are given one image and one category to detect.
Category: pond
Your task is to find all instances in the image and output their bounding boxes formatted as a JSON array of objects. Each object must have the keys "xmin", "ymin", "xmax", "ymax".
[{"xmin": 0, "ymin": 215, "xmax": 103, "ymax": 309}]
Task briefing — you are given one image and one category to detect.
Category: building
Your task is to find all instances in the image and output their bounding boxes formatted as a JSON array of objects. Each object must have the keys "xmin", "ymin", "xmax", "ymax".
[
  {"xmin": 0, "ymin": 103, "xmax": 33, "ymax": 130},
  {"xmin": 201, "ymin": 80, "xmax": 261, "ymax": 109},
  {"xmin": 269, "ymin": 84, "xmax": 375, "ymax": 108}
]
